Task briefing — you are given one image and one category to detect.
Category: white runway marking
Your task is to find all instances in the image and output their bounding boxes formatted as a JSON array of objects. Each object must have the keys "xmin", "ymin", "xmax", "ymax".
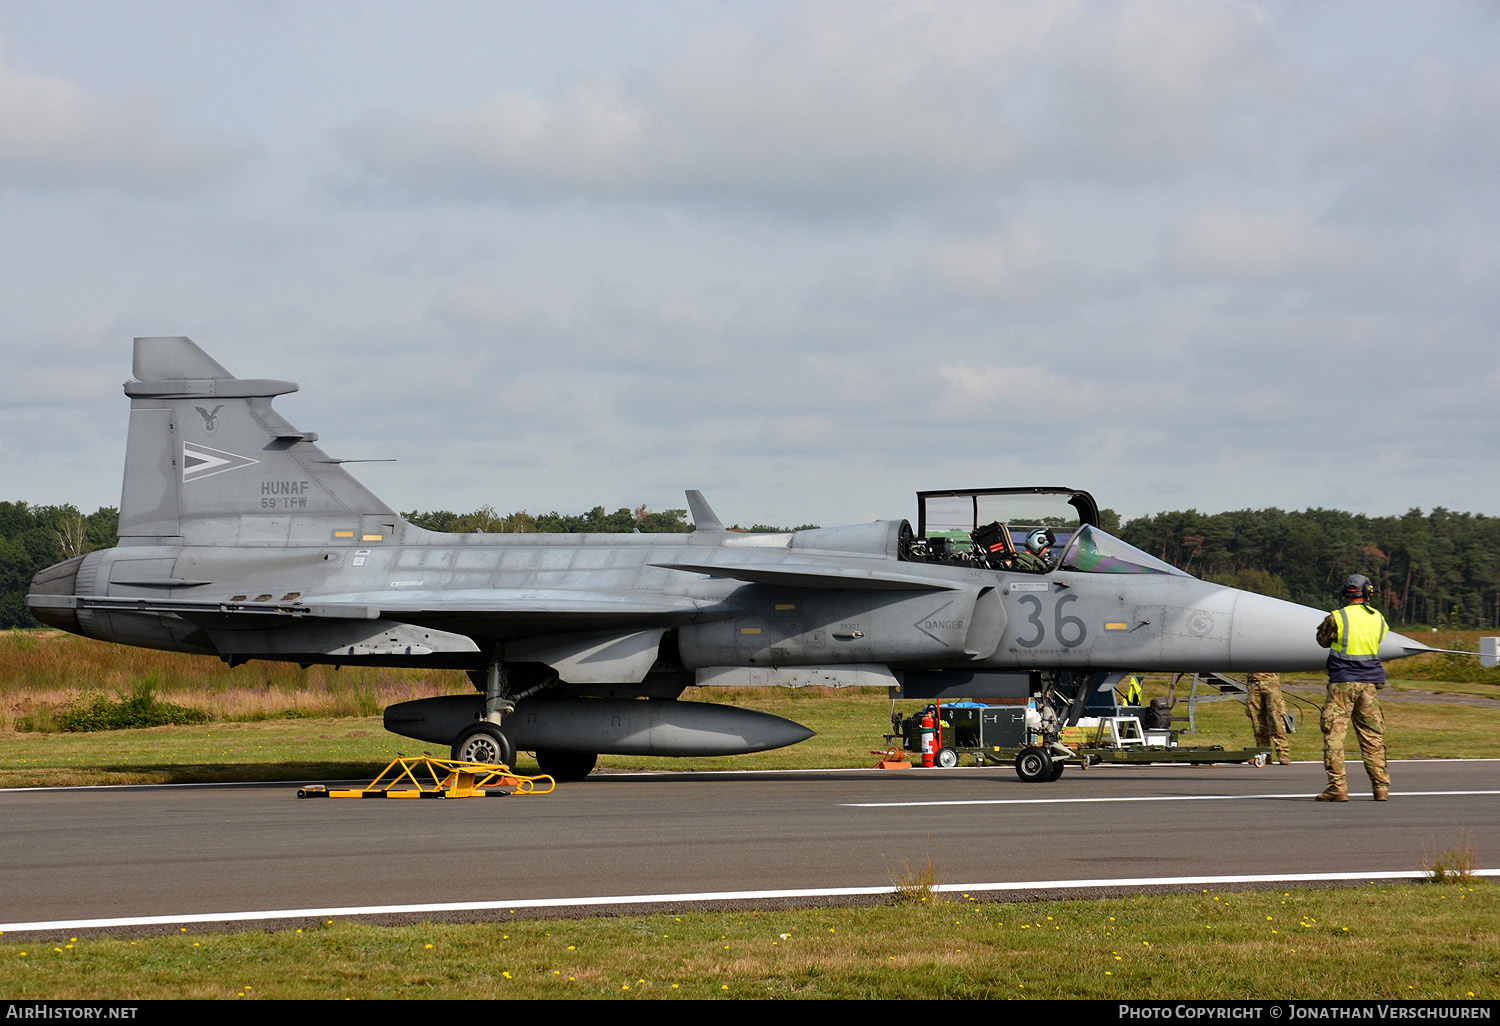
[
  {"xmin": 1, "ymin": 758, "xmax": 1497, "ymax": 795},
  {"xmin": 843, "ymin": 789, "xmax": 1500, "ymax": 808},
  {"xmin": 3, "ymin": 868, "xmax": 1496, "ymax": 934}
]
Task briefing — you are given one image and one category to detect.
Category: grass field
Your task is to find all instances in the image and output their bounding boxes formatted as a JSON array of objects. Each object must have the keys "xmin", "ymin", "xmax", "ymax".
[
  {"xmin": 1, "ymin": 629, "xmax": 1497, "ymax": 786},
  {"xmin": 1, "ymin": 883, "xmax": 1493, "ymax": 999},
  {"xmin": 3, "ymin": 676, "xmax": 1499, "ymax": 787},
  {"xmin": 0, "ymin": 630, "xmax": 468, "ymax": 734}
]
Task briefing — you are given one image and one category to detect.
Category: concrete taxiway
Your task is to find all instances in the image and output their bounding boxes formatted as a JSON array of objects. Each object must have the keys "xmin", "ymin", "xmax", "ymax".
[{"xmin": 2, "ymin": 759, "xmax": 1496, "ymax": 935}]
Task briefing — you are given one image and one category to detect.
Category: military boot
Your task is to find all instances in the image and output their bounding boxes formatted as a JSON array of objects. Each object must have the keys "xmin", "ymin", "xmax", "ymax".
[
  {"xmin": 1372, "ymin": 786, "xmax": 1388, "ymax": 801},
  {"xmin": 1315, "ymin": 787, "xmax": 1348, "ymax": 802},
  {"xmin": 1278, "ymin": 755, "xmax": 1291, "ymax": 766}
]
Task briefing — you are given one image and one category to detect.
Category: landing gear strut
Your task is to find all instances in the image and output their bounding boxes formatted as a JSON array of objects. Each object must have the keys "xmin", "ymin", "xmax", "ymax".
[{"xmin": 452, "ymin": 657, "xmax": 517, "ymax": 766}]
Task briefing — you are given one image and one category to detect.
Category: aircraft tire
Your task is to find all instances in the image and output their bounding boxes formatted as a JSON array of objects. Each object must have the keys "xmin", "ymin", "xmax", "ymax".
[
  {"xmin": 534, "ymin": 749, "xmax": 598, "ymax": 782},
  {"xmin": 452, "ymin": 724, "xmax": 516, "ymax": 768},
  {"xmin": 1014, "ymin": 746, "xmax": 1053, "ymax": 783},
  {"xmin": 935, "ymin": 746, "xmax": 959, "ymax": 769},
  {"xmin": 1047, "ymin": 761, "xmax": 1066, "ymax": 781}
]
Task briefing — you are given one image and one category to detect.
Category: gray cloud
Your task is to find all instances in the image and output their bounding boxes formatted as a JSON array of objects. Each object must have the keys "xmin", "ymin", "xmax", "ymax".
[
  {"xmin": 332, "ymin": 1, "xmax": 1314, "ymax": 218},
  {"xmin": 0, "ymin": 42, "xmax": 249, "ymax": 194},
  {"xmin": 333, "ymin": 4, "xmax": 1054, "ymax": 214},
  {"xmin": 3, "ymin": 1, "xmax": 1498, "ymax": 530}
]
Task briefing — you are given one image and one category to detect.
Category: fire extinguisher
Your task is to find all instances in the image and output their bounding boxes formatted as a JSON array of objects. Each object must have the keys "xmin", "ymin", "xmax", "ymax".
[{"xmin": 920, "ymin": 707, "xmax": 935, "ymax": 768}]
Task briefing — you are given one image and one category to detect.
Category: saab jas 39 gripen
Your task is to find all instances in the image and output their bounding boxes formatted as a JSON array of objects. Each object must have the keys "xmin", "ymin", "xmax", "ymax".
[{"xmin": 27, "ymin": 338, "xmax": 1432, "ymax": 781}]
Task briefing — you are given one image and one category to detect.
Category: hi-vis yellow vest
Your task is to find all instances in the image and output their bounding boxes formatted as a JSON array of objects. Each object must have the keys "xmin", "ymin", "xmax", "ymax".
[
  {"xmin": 1327, "ymin": 602, "xmax": 1389, "ymax": 683},
  {"xmin": 1330, "ymin": 604, "xmax": 1388, "ymax": 658}
]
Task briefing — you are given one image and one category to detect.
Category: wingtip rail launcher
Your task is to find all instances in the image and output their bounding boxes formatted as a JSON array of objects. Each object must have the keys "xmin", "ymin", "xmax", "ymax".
[{"xmin": 296, "ymin": 755, "xmax": 556, "ymax": 799}]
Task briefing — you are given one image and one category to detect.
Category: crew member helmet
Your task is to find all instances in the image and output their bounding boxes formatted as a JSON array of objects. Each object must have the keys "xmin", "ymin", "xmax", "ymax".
[
  {"xmin": 1342, "ymin": 573, "xmax": 1375, "ymax": 603},
  {"xmin": 1025, "ymin": 528, "xmax": 1055, "ymax": 555}
]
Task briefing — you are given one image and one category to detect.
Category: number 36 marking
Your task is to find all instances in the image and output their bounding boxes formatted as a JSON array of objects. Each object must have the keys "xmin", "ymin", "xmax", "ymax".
[{"xmin": 1016, "ymin": 593, "xmax": 1088, "ymax": 649}]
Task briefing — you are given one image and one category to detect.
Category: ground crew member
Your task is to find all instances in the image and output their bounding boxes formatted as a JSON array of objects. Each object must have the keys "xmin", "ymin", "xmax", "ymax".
[
  {"xmin": 1313, "ymin": 573, "xmax": 1390, "ymax": 802},
  {"xmin": 1010, "ymin": 529, "xmax": 1055, "ymax": 572},
  {"xmin": 1118, "ymin": 674, "xmax": 1143, "ymax": 707},
  {"xmin": 1244, "ymin": 672, "xmax": 1291, "ymax": 765}
]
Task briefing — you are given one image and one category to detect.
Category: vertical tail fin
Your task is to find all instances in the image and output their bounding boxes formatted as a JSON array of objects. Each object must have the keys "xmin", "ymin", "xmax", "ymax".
[
  {"xmin": 119, "ymin": 336, "xmax": 397, "ymax": 546},
  {"xmin": 685, "ymin": 490, "xmax": 724, "ymax": 532}
]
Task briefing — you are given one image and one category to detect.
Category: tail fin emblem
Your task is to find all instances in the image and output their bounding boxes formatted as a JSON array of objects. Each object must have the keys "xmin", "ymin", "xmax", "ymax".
[
  {"xmin": 182, "ymin": 442, "xmax": 260, "ymax": 482},
  {"xmin": 194, "ymin": 405, "xmax": 224, "ymax": 432}
]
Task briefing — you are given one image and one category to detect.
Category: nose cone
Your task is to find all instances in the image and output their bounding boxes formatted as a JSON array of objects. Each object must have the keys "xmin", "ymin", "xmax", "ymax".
[
  {"xmin": 1227, "ymin": 590, "xmax": 1330, "ymax": 672},
  {"xmin": 1228, "ymin": 591, "xmax": 1430, "ymax": 672},
  {"xmin": 1381, "ymin": 630, "xmax": 1432, "ymax": 662}
]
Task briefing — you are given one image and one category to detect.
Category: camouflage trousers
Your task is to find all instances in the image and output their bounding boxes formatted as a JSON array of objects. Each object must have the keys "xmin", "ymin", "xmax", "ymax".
[
  {"xmin": 1321, "ymin": 681, "xmax": 1388, "ymax": 792},
  {"xmin": 1245, "ymin": 674, "xmax": 1289, "ymax": 762}
]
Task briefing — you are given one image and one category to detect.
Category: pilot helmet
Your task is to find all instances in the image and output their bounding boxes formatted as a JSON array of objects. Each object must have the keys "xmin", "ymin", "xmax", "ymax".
[
  {"xmin": 1342, "ymin": 573, "xmax": 1375, "ymax": 602},
  {"xmin": 1024, "ymin": 528, "xmax": 1055, "ymax": 555}
]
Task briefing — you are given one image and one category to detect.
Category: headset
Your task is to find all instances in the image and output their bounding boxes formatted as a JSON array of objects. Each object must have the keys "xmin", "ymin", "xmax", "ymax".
[{"xmin": 1342, "ymin": 573, "xmax": 1376, "ymax": 604}]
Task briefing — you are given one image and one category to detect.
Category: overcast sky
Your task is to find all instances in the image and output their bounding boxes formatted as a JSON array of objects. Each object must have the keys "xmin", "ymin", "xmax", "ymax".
[{"xmin": 2, "ymin": 1, "xmax": 1496, "ymax": 530}]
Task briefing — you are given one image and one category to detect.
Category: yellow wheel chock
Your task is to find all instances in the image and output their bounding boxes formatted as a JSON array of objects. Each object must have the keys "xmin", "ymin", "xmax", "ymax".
[{"xmin": 296, "ymin": 755, "xmax": 556, "ymax": 799}]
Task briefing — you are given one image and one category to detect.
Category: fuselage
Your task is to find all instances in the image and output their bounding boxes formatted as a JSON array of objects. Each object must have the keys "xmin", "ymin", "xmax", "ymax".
[{"xmin": 29, "ymin": 516, "xmax": 1399, "ymax": 680}]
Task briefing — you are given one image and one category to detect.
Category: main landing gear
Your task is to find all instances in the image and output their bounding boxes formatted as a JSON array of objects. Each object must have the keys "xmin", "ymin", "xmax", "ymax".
[
  {"xmin": 450, "ymin": 658, "xmax": 600, "ymax": 781},
  {"xmin": 452, "ymin": 722, "xmax": 516, "ymax": 768},
  {"xmin": 453, "ymin": 657, "xmax": 518, "ymax": 768}
]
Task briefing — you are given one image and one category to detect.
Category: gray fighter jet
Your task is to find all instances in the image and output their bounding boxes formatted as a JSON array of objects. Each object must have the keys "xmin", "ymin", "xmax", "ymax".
[{"xmin": 27, "ymin": 337, "xmax": 1432, "ymax": 780}]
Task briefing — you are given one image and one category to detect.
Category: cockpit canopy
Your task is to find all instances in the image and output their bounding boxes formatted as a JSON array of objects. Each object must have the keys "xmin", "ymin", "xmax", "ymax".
[
  {"xmin": 917, "ymin": 487, "xmax": 1099, "ymax": 555},
  {"xmin": 1055, "ymin": 524, "xmax": 1186, "ymax": 576},
  {"xmin": 908, "ymin": 487, "xmax": 1184, "ymax": 577}
]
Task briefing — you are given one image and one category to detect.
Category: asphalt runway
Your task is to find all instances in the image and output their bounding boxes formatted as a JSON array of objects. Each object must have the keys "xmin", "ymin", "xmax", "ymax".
[{"xmin": 3, "ymin": 759, "xmax": 1496, "ymax": 935}]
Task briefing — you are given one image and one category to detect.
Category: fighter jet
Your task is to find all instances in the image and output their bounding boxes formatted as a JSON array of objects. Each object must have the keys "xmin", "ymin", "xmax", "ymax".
[{"xmin": 27, "ymin": 337, "xmax": 1433, "ymax": 780}]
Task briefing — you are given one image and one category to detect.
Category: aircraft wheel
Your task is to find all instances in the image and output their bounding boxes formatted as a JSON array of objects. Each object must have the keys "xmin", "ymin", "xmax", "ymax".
[
  {"xmin": 534, "ymin": 749, "xmax": 598, "ymax": 782},
  {"xmin": 1015, "ymin": 746, "xmax": 1053, "ymax": 783},
  {"xmin": 935, "ymin": 746, "xmax": 959, "ymax": 769},
  {"xmin": 1047, "ymin": 761, "xmax": 1066, "ymax": 782},
  {"xmin": 452, "ymin": 724, "xmax": 515, "ymax": 768}
]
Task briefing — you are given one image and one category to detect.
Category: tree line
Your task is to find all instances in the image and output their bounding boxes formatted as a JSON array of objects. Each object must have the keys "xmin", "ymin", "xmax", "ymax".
[
  {"xmin": 402, "ymin": 504, "xmax": 697, "ymax": 535},
  {"xmin": 1118, "ymin": 506, "xmax": 1500, "ymax": 626},
  {"xmin": 401, "ymin": 504, "xmax": 818, "ymax": 535},
  {"xmin": 3, "ymin": 500, "xmax": 1497, "ymax": 629},
  {"xmin": 0, "ymin": 502, "xmax": 119, "ymax": 629}
]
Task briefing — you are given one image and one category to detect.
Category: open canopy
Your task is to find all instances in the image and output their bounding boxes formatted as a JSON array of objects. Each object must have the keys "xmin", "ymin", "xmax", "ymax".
[
  {"xmin": 917, "ymin": 487, "xmax": 1100, "ymax": 554},
  {"xmin": 1055, "ymin": 524, "xmax": 1187, "ymax": 576}
]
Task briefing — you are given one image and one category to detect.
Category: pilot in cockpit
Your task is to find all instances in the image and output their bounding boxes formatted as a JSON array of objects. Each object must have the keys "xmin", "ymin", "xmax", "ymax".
[{"xmin": 1010, "ymin": 528, "xmax": 1056, "ymax": 572}]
